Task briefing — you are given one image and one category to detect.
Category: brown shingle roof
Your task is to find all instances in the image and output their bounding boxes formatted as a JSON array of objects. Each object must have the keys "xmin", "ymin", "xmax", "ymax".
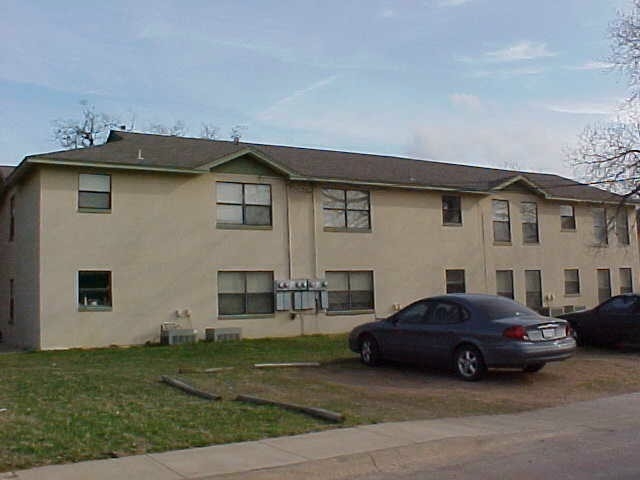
[{"xmin": 26, "ymin": 130, "xmax": 621, "ymax": 203}]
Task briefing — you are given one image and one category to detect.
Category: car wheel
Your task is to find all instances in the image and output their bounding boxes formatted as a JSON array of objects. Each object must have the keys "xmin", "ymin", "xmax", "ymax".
[
  {"xmin": 453, "ymin": 345, "xmax": 486, "ymax": 381},
  {"xmin": 523, "ymin": 362, "xmax": 545, "ymax": 373},
  {"xmin": 359, "ymin": 335, "xmax": 381, "ymax": 366}
]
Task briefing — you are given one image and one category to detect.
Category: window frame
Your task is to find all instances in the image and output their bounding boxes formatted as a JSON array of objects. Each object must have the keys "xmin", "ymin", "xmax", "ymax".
[
  {"xmin": 619, "ymin": 267, "xmax": 633, "ymax": 294},
  {"xmin": 322, "ymin": 188, "xmax": 371, "ymax": 232},
  {"xmin": 560, "ymin": 204, "xmax": 576, "ymax": 231},
  {"xmin": 592, "ymin": 207, "xmax": 608, "ymax": 245},
  {"xmin": 442, "ymin": 195, "xmax": 462, "ymax": 226},
  {"xmin": 445, "ymin": 269, "xmax": 466, "ymax": 294},
  {"xmin": 216, "ymin": 182, "xmax": 273, "ymax": 228},
  {"xmin": 616, "ymin": 210, "xmax": 630, "ymax": 246},
  {"xmin": 524, "ymin": 269, "xmax": 543, "ymax": 312},
  {"xmin": 78, "ymin": 173, "xmax": 112, "ymax": 212},
  {"xmin": 326, "ymin": 270, "xmax": 375, "ymax": 313},
  {"xmin": 9, "ymin": 278, "xmax": 14, "ymax": 325},
  {"xmin": 492, "ymin": 199, "xmax": 511, "ymax": 243},
  {"xmin": 564, "ymin": 269, "xmax": 580, "ymax": 296},
  {"xmin": 521, "ymin": 201, "xmax": 539, "ymax": 244},
  {"xmin": 597, "ymin": 268, "xmax": 612, "ymax": 304},
  {"xmin": 496, "ymin": 270, "xmax": 514, "ymax": 299},
  {"xmin": 78, "ymin": 270, "xmax": 112, "ymax": 311},
  {"xmin": 217, "ymin": 271, "xmax": 274, "ymax": 317}
]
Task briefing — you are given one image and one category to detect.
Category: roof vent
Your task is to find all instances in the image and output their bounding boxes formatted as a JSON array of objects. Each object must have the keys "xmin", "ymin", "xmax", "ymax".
[{"xmin": 137, "ymin": 149, "xmax": 144, "ymax": 160}]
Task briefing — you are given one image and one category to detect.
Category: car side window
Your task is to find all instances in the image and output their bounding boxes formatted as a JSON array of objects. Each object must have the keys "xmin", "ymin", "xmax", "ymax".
[
  {"xmin": 426, "ymin": 301, "xmax": 468, "ymax": 324},
  {"xmin": 599, "ymin": 296, "xmax": 635, "ymax": 314},
  {"xmin": 394, "ymin": 301, "xmax": 431, "ymax": 324}
]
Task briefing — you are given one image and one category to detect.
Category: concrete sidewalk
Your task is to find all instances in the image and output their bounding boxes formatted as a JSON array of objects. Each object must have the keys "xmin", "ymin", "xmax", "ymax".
[{"xmin": 4, "ymin": 392, "xmax": 640, "ymax": 480}]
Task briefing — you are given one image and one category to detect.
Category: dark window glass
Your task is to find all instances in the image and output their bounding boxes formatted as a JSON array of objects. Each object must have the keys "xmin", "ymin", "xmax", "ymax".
[
  {"xmin": 216, "ymin": 182, "xmax": 272, "ymax": 226},
  {"xmin": 473, "ymin": 297, "xmax": 539, "ymax": 320},
  {"xmin": 521, "ymin": 202, "xmax": 539, "ymax": 243},
  {"xmin": 218, "ymin": 271, "xmax": 274, "ymax": 315},
  {"xmin": 326, "ymin": 271, "xmax": 374, "ymax": 311},
  {"xmin": 599, "ymin": 295, "xmax": 635, "ymax": 314},
  {"xmin": 78, "ymin": 271, "xmax": 112, "ymax": 308},
  {"xmin": 446, "ymin": 269, "xmax": 466, "ymax": 293},
  {"xmin": 560, "ymin": 205, "xmax": 576, "ymax": 230},
  {"xmin": 9, "ymin": 278, "xmax": 14, "ymax": 324},
  {"xmin": 496, "ymin": 270, "xmax": 514, "ymax": 299},
  {"xmin": 492, "ymin": 200, "xmax": 511, "ymax": 242},
  {"xmin": 78, "ymin": 174, "xmax": 111, "ymax": 210},
  {"xmin": 322, "ymin": 189, "xmax": 370, "ymax": 231},
  {"xmin": 564, "ymin": 269, "xmax": 580, "ymax": 295},
  {"xmin": 394, "ymin": 301, "xmax": 431, "ymax": 324},
  {"xmin": 428, "ymin": 302, "xmax": 466, "ymax": 324},
  {"xmin": 525, "ymin": 270, "xmax": 542, "ymax": 312},
  {"xmin": 9, "ymin": 195, "xmax": 15, "ymax": 242},
  {"xmin": 442, "ymin": 195, "xmax": 462, "ymax": 225}
]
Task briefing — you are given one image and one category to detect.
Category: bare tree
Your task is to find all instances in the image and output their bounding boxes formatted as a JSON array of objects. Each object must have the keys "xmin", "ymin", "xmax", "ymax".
[
  {"xmin": 200, "ymin": 123, "xmax": 219, "ymax": 140},
  {"xmin": 148, "ymin": 120, "xmax": 187, "ymax": 137},
  {"xmin": 570, "ymin": 1, "xmax": 640, "ymax": 198},
  {"xmin": 52, "ymin": 100, "xmax": 118, "ymax": 149},
  {"xmin": 229, "ymin": 125, "xmax": 247, "ymax": 143}
]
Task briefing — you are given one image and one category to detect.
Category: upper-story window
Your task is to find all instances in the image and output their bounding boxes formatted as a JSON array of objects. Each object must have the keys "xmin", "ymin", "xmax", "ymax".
[
  {"xmin": 616, "ymin": 210, "xmax": 630, "ymax": 245},
  {"xmin": 492, "ymin": 199, "xmax": 511, "ymax": 242},
  {"xmin": 216, "ymin": 182, "xmax": 272, "ymax": 227},
  {"xmin": 560, "ymin": 205, "xmax": 576, "ymax": 230},
  {"xmin": 78, "ymin": 174, "xmax": 111, "ymax": 211},
  {"xmin": 521, "ymin": 202, "xmax": 539, "ymax": 244},
  {"xmin": 322, "ymin": 188, "xmax": 370, "ymax": 231},
  {"xmin": 592, "ymin": 207, "xmax": 608, "ymax": 245},
  {"xmin": 9, "ymin": 195, "xmax": 15, "ymax": 241},
  {"xmin": 442, "ymin": 195, "xmax": 462, "ymax": 225}
]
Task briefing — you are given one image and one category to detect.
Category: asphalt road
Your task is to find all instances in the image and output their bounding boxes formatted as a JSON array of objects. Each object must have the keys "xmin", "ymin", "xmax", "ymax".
[{"xmin": 350, "ymin": 426, "xmax": 640, "ymax": 480}]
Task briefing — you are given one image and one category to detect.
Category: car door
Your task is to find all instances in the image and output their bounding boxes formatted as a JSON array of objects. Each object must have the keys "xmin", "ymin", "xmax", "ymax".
[
  {"xmin": 595, "ymin": 295, "xmax": 636, "ymax": 344},
  {"xmin": 384, "ymin": 300, "xmax": 432, "ymax": 362},
  {"xmin": 413, "ymin": 300, "xmax": 468, "ymax": 365}
]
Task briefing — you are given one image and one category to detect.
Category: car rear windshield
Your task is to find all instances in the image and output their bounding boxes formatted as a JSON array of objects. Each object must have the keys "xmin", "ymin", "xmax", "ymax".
[{"xmin": 472, "ymin": 297, "xmax": 539, "ymax": 320}]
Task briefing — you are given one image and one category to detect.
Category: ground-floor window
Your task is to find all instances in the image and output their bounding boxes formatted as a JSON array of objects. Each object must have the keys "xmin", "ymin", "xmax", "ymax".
[
  {"xmin": 445, "ymin": 269, "xmax": 466, "ymax": 294},
  {"xmin": 78, "ymin": 271, "xmax": 112, "ymax": 310},
  {"xmin": 496, "ymin": 270, "xmax": 514, "ymax": 299},
  {"xmin": 218, "ymin": 271, "xmax": 274, "ymax": 316},
  {"xmin": 597, "ymin": 269, "xmax": 612, "ymax": 304},
  {"xmin": 564, "ymin": 269, "xmax": 580, "ymax": 295},
  {"xmin": 326, "ymin": 271, "xmax": 374, "ymax": 312},
  {"xmin": 619, "ymin": 268, "xmax": 633, "ymax": 294},
  {"xmin": 525, "ymin": 270, "xmax": 542, "ymax": 312}
]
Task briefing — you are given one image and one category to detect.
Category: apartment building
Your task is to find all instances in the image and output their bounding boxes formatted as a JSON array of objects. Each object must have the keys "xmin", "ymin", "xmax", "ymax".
[{"xmin": 0, "ymin": 131, "xmax": 637, "ymax": 349}]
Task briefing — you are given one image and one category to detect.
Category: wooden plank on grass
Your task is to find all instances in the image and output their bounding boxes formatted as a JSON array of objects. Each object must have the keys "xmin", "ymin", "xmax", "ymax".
[
  {"xmin": 235, "ymin": 394, "xmax": 344, "ymax": 423},
  {"xmin": 160, "ymin": 375, "xmax": 221, "ymax": 401},
  {"xmin": 177, "ymin": 367, "xmax": 234, "ymax": 374},
  {"xmin": 253, "ymin": 362, "xmax": 321, "ymax": 368}
]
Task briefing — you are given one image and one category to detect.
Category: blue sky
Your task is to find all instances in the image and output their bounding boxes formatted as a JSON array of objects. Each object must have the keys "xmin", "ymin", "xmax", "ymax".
[{"xmin": 0, "ymin": 0, "xmax": 632, "ymax": 177}]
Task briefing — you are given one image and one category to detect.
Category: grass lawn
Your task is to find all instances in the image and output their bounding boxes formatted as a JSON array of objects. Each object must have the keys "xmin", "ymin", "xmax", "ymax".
[{"xmin": 1, "ymin": 335, "xmax": 639, "ymax": 472}]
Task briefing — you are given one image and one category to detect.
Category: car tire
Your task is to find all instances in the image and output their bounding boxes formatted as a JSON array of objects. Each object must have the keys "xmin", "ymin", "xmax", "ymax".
[
  {"xmin": 453, "ymin": 345, "xmax": 486, "ymax": 381},
  {"xmin": 359, "ymin": 335, "xmax": 381, "ymax": 366},
  {"xmin": 523, "ymin": 362, "xmax": 545, "ymax": 373}
]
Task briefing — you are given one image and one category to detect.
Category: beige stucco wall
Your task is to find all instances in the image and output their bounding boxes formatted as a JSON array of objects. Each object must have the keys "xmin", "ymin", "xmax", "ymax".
[
  {"xmin": 0, "ymin": 172, "xmax": 41, "ymax": 349},
  {"xmin": 25, "ymin": 164, "xmax": 640, "ymax": 349}
]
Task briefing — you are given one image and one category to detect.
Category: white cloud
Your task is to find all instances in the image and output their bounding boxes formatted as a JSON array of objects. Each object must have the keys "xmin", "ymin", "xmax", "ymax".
[
  {"xmin": 408, "ymin": 119, "xmax": 579, "ymax": 176},
  {"xmin": 378, "ymin": 8, "xmax": 395, "ymax": 18},
  {"xmin": 485, "ymin": 41, "xmax": 557, "ymax": 62},
  {"xmin": 471, "ymin": 66, "xmax": 545, "ymax": 78},
  {"xmin": 568, "ymin": 61, "xmax": 614, "ymax": 71},
  {"xmin": 257, "ymin": 75, "xmax": 340, "ymax": 121},
  {"xmin": 450, "ymin": 93, "xmax": 483, "ymax": 111},
  {"xmin": 437, "ymin": 0, "xmax": 473, "ymax": 6},
  {"xmin": 542, "ymin": 100, "xmax": 616, "ymax": 115}
]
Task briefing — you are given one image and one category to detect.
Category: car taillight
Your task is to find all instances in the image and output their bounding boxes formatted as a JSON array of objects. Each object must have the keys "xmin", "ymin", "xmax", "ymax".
[
  {"xmin": 503, "ymin": 325, "xmax": 528, "ymax": 341},
  {"xmin": 565, "ymin": 324, "xmax": 573, "ymax": 338}
]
